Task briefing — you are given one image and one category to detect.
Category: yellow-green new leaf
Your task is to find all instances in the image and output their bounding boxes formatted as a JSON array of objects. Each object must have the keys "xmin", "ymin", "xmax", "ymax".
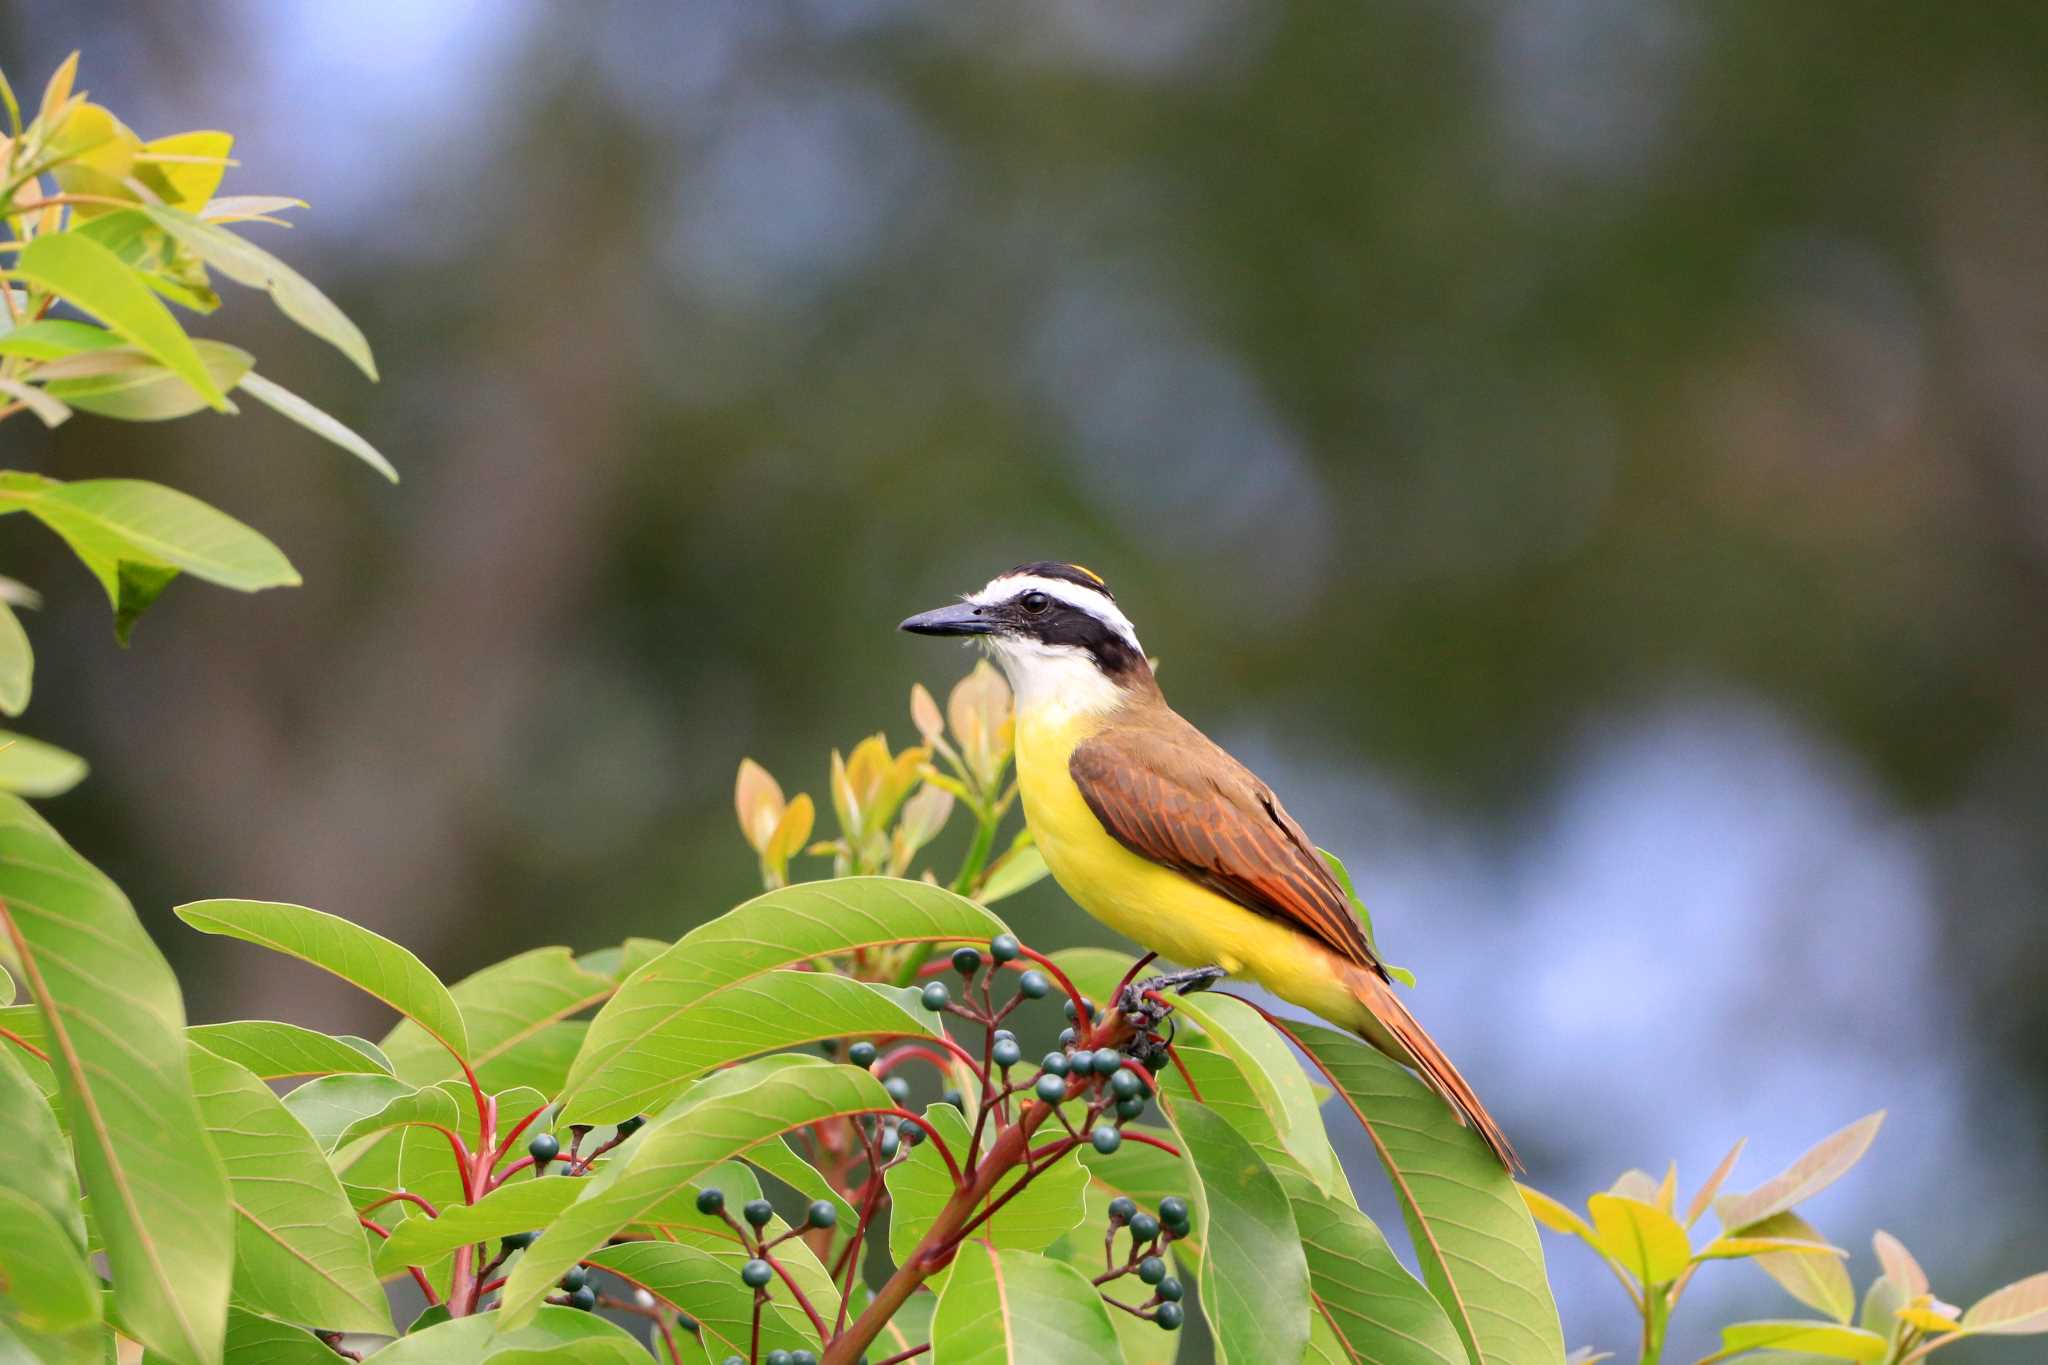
[
  {"xmin": 1963, "ymin": 1270, "xmax": 2048, "ymax": 1335},
  {"xmin": 0, "ymin": 794, "xmax": 231, "ymax": 1365},
  {"xmin": 44, "ymin": 342, "xmax": 253, "ymax": 421},
  {"xmin": 236, "ymin": 371, "xmax": 398, "ymax": 482},
  {"xmin": 188, "ymin": 1047, "xmax": 391, "ymax": 1335},
  {"xmin": 1871, "ymin": 1231, "xmax": 1927, "ymax": 1299},
  {"xmin": 1587, "ymin": 1194, "xmax": 1690, "ymax": 1286},
  {"xmin": 1715, "ymin": 1113, "xmax": 1883, "ymax": 1232},
  {"xmin": 1741, "ymin": 1210, "xmax": 1855, "ymax": 1322},
  {"xmin": 12, "ymin": 231, "xmax": 229, "ymax": 408},
  {"xmin": 0, "ymin": 730, "xmax": 88, "ymax": 797},
  {"xmin": 0, "ymin": 601, "xmax": 30, "ymax": 716},
  {"xmin": 1521, "ymin": 1185, "xmax": 1595, "ymax": 1241},
  {"xmin": 932, "ymin": 1242, "xmax": 1121, "ymax": 1365},
  {"xmin": 1707, "ymin": 1320, "xmax": 1886, "ymax": 1362},
  {"xmin": 177, "ymin": 899, "xmax": 468, "ymax": 1063}
]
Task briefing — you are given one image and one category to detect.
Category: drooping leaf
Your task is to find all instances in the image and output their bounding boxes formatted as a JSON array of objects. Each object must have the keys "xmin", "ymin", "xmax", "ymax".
[
  {"xmin": 589, "ymin": 1240, "xmax": 822, "ymax": 1361},
  {"xmin": 499, "ymin": 1057, "xmax": 885, "ymax": 1325},
  {"xmin": 381, "ymin": 945, "xmax": 610, "ymax": 1087},
  {"xmin": 1586, "ymin": 1194, "xmax": 1691, "ymax": 1286},
  {"xmin": 142, "ymin": 206, "xmax": 377, "ymax": 381},
  {"xmin": 931, "ymin": 1241, "xmax": 1121, "ymax": 1365},
  {"xmin": 1708, "ymin": 1319, "xmax": 1887, "ymax": 1361},
  {"xmin": 1963, "ymin": 1271, "xmax": 2048, "ymax": 1335},
  {"xmin": 1282, "ymin": 1169, "xmax": 1466, "ymax": 1365},
  {"xmin": 0, "ymin": 794, "xmax": 232, "ymax": 1365},
  {"xmin": 0, "ymin": 730, "xmax": 88, "ymax": 797},
  {"xmin": 187, "ymin": 1046, "xmax": 391, "ymax": 1335},
  {"xmin": 0, "ymin": 601, "xmax": 30, "ymax": 715},
  {"xmin": 236, "ymin": 371, "xmax": 398, "ymax": 482},
  {"xmin": 0, "ymin": 1186, "xmax": 102, "ymax": 1365},
  {"xmin": 1742, "ymin": 1211, "xmax": 1855, "ymax": 1322},
  {"xmin": 0, "ymin": 376, "xmax": 70, "ymax": 426},
  {"xmin": 177, "ymin": 899, "xmax": 468, "ymax": 1063},
  {"xmin": 188, "ymin": 1020, "xmax": 393, "ymax": 1081},
  {"xmin": 12, "ymin": 229, "xmax": 229, "ymax": 408},
  {"xmin": 1164, "ymin": 1098, "xmax": 1310, "ymax": 1365},
  {"xmin": 1289, "ymin": 1019, "xmax": 1565, "ymax": 1365},
  {"xmin": 1714, "ymin": 1114, "xmax": 1884, "ymax": 1232},
  {"xmin": 887, "ymin": 1101, "xmax": 1088, "ymax": 1284},
  {"xmin": 372, "ymin": 1176, "xmax": 584, "ymax": 1275},
  {"xmin": 559, "ymin": 877, "xmax": 1000, "ymax": 1123},
  {"xmin": 367, "ymin": 1305, "xmax": 646, "ymax": 1364}
]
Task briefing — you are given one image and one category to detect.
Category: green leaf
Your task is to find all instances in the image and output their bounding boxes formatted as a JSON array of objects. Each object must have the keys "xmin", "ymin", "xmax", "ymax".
[
  {"xmin": 1715, "ymin": 1113, "xmax": 1884, "ymax": 1232},
  {"xmin": 589, "ymin": 1240, "xmax": 822, "ymax": 1360},
  {"xmin": 747, "ymin": 1134, "xmax": 858, "ymax": 1235},
  {"xmin": 1164, "ymin": 1099, "xmax": 1310, "ymax": 1365},
  {"xmin": 559, "ymin": 877, "xmax": 1000, "ymax": 1123},
  {"xmin": 330, "ymin": 1080, "xmax": 465, "ymax": 1154},
  {"xmin": 373, "ymin": 1176, "xmax": 583, "ymax": 1275},
  {"xmin": 0, "ymin": 730, "xmax": 88, "ymax": 797},
  {"xmin": 1741, "ymin": 1211, "xmax": 1855, "ymax": 1322},
  {"xmin": 141, "ymin": 206, "xmax": 377, "ymax": 381},
  {"xmin": 0, "ymin": 794, "xmax": 232, "ymax": 1365},
  {"xmin": 188, "ymin": 1020, "xmax": 394, "ymax": 1081},
  {"xmin": 888, "ymin": 1102, "xmax": 1088, "ymax": 1284},
  {"xmin": 0, "ymin": 601, "xmax": 30, "ymax": 715},
  {"xmin": 11, "ymin": 231, "xmax": 229, "ymax": 408},
  {"xmin": 381, "ymin": 945, "xmax": 610, "ymax": 1087},
  {"xmin": 235, "ymin": 371, "xmax": 397, "ymax": 481},
  {"xmin": 212, "ymin": 1308, "xmax": 339, "ymax": 1365},
  {"xmin": 1280, "ymin": 1167, "xmax": 1464, "ymax": 1365},
  {"xmin": 1170, "ymin": 992, "xmax": 1349, "ymax": 1200},
  {"xmin": 1586, "ymin": 1194, "xmax": 1691, "ymax": 1286},
  {"xmin": 1964, "ymin": 1270, "xmax": 2048, "ymax": 1334},
  {"xmin": 278, "ymin": 1072, "xmax": 414, "ymax": 1150},
  {"xmin": 931, "ymin": 1241, "xmax": 1121, "ymax": 1364},
  {"xmin": 43, "ymin": 341, "xmax": 253, "ymax": 420},
  {"xmin": 0, "ymin": 319, "xmax": 119, "ymax": 361},
  {"xmin": 499, "ymin": 1056, "xmax": 886, "ymax": 1325},
  {"xmin": 1707, "ymin": 1319, "xmax": 1887, "ymax": 1361},
  {"xmin": 1290, "ymin": 1020, "xmax": 1564, "ymax": 1365},
  {"xmin": 1519, "ymin": 1185, "xmax": 1596, "ymax": 1242},
  {"xmin": 979, "ymin": 843, "xmax": 1049, "ymax": 903},
  {"xmin": 0, "ymin": 1186, "xmax": 102, "ymax": 1365},
  {"xmin": 0, "ymin": 1043, "xmax": 83, "ymax": 1246},
  {"xmin": 176, "ymin": 899, "xmax": 468, "ymax": 1063},
  {"xmin": 187, "ymin": 1047, "xmax": 391, "ymax": 1335},
  {"xmin": 0, "ymin": 375, "xmax": 71, "ymax": 427},
  {"xmin": 368, "ymin": 1305, "xmax": 647, "ymax": 1364}
]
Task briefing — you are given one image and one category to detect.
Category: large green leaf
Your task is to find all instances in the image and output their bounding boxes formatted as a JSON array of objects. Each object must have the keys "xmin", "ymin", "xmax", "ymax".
[
  {"xmin": 500, "ymin": 1057, "xmax": 887, "ymax": 1324},
  {"xmin": 369, "ymin": 1305, "xmax": 646, "ymax": 1364},
  {"xmin": 236, "ymin": 371, "xmax": 397, "ymax": 481},
  {"xmin": 590, "ymin": 1240, "xmax": 823, "ymax": 1361},
  {"xmin": 0, "ymin": 600, "xmax": 28, "ymax": 716},
  {"xmin": 12, "ymin": 230, "xmax": 228, "ymax": 408},
  {"xmin": 0, "ymin": 729, "xmax": 88, "ymax": 797},
  {"xmin": 931, "ymin": 1241, "xmax": 1122, "ymax": 1364},
  {"xmin": 559, "ymin": 877, "xmax": 1000, "ymax": 1123},
  {"xmin": 0, "ymin": 795, "xmax": 232, "ymax": 1365},
  {"xmin": 1164, "ymin": 1098, "xmax": 1310, "ymax": 1365},
  {"xmin": 372, "ymin": 1176, "xmax": 584, "ymax": 1275},
  {"xmin": 0, "ymin": 1186, "xmax": 102, "ymax": 1365},
  {"xmin": 188, "ymin": 1020, "xmax": 393, "ymax": 1081},
  {"xmin": 1291, "ymin": 1021, "xmax": 1563, "ymax": 1365},
  {"xmin": 142, "ymin": 206, "xmax": 377, "ymax": 381},
  {"xmin": 1280, "ymin": 1168, "xmax": 1465, "ymax": 1365},
  {"xmin": 887, "ymin": 1101, "xmax": 1088, "ymax": 1284},
  {"xmin": 0, "ymin": 1042, "xmax": 82, "ymax": 1246},
  {"xmin": 1169, "ymin": 992, "xmax": 1350, "ymax": 1201},
  {"xmin": 1042, "ymin": 1180, "xmax": 1182, "ymax": 1365},
  {"xmin": 382, "ymin": 945, "xmax": 610, "ymax": 1087},
  {"xmin": 177, "ymin": 899, "xmax": 468, "ymax": 1063},
  {"xmin": 187, "ymin": 1047, "xmax": 391, "ymax": 1335}
]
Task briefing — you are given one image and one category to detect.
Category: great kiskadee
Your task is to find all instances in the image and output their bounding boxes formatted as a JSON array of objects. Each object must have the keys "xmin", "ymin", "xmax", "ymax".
[{"xmin": 902, "ymin": 561, "xmax": 1517, "ymax": 1169}]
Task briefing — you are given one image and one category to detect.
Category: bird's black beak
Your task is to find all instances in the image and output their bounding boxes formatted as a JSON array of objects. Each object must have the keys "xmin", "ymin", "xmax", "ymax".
[{"xmin": 899, "ymin": 602, "xmax": 992, "ymax": 636}]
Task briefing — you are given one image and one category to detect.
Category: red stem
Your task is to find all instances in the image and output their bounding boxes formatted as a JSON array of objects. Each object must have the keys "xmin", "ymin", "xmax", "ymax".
[
  {"xmin": 0, "ymin": 1024, "xmax": 48, "ymax": 1063},
  {"xmin": 360, "ymin": 1217, "xmax": 441, "ymax": 1305},
  {"xmin": 358, "ymin": 1190, "xmax": 439, "ymax": 1218},
  {"xmin": 879, "ymin": 1107, "xmax": 964, "ymax": 1184},
  {"xmin": 873, "ymin": 1345, "xmax": 931, "ymax": 1364},
  {"xmin": 1120, "ymin": 1131, "xmax": 1182, "ymax": 1158}
]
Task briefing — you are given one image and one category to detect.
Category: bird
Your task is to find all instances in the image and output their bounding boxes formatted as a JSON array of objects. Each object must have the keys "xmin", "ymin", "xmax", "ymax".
[{"xmin": 901, "ymin": 560, "xmax": 1518, "ymax": 1170}]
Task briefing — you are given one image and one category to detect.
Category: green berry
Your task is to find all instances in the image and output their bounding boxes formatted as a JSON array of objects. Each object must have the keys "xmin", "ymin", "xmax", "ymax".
[
  {"xmin": 1058, "ymin": 1028, "xmax": 1077, "ymax": 1048},
  {"xmin": 952, "ymin": 946, "xmax": 983, "ymax": 975},
  {"xmin": 741, "ymin": 1258, "xmax": 774, "ymax": 1289},
  {"xmin": 990, "ymin": 933, "xmax": 1021, "ymax": 962},
  {"xmin": 1092, "ymin": 1050, "xmax": 1121, "ymax": 1076},
  {"xmin": 1116, "ymin": 1095, "xmax": 1146, "ymax": 1121},
  {"xmin": 791, "ymin": 1353, "xmax": 818, "ymax": 1365},
  {"xmin": 1064, "ymin": 998, "xmax": 1081, "ymax": 1022},
  {"xmin": 1138, "ymin": 1256, "xmax": 1165, "ymax": 1285},
  {"xmin": 1035, "ymin": 1073, "xmax": 1067, "ymax": 1103},
  {"xmin": 1039, "ymin": 1052, "xmax": 1069, "ymax": 1076},
  {"xmin": 616, "ymin": 1115, "xmax": 645, "ymax": 1137},
  {"xmin": 848, "ymin": 1041, "xmax": 878, "ymax": 1069},
  {"xmin": 878, "ymin": 1128, "xmax": 900, "ymax": 1160},
  {"xmin": 921, "ymin": 981, "xmax": 951, "ymax": 1011},
  {"xmin": 1109, "ymin": 1068, "xmax": 1142, "ymax": 1098},
  {"xmin": 1130, "ymin": 1212, "xmax": 1160, "ymax": 1243},
  {"xmin": 695, "ymin": 1187, "xmax": 725, "ymax": 1216},
  {"xmin": 568, "ymin": 1284, "xmax": 597, "ymax": 1311},
  {"xmin": 1017, "ymin": 970, "xmax": 1050, "ymax": 999},
  {"xmin": 722, "ymin": 1358, "xmax": 745, "ymax": 1365},
  {"xmin": 942, "ymin": 1088, "xmax": 966, "ymax": 1111},
  {"xmin": 1107, "ymin": 1196, "xmax": 1137, "ymax": 1223},
  {"xmin": 742, "ymin": 1199, "xmax": 774, "ymax": 1228},
  {"xmin": 1091, "ymin": 1125, "xmax": 1122, "ymax": 1154},
  {"xmin": 765, "ymin": 1351, "xmax": 792, "ymax": 1365},
  {"xmin": 900, "ymin": 1119, "xmax": 924, "ymax": 1146},
  {"xmin": 527, "ymin": 1133, "xmax": 560, "ymax": 1163},
  {"xmin": 807, "ymin": 1200, "xmax": 838, "ymax": 1230},
  {"xmin": 993, "ymin": 1027, "xmax": 1016, "ymax": 1041},
  {"xmin": 501, "ymin": 1229, "xmax": 537, "ymax": 1250},
  {"xmin": 883, "ymin": 1076, "xmax": 911, "ymax": 1103},
  {"xmin": 560, "ymin": 1265, "xmax": 589, "ymax": 1292},
  {"xmin": 1157, "ymin": 1275, "xmax": 1184, "ymax": 1302},
  {"xmin": 992, "ymin": 1038, "xmax": 1022, "ymax": 1068},
  {"xmin": 1069, "ymin": 1048, "xmax": 1094, "ymax": 1072},
  {"xmin": 1159, "ymin": 1196, "xmax": 1190, "ymax": 1230},
  {"xmin": 1156, "ymin": 1301, "xmax": 1184, "ymax": 1331}
]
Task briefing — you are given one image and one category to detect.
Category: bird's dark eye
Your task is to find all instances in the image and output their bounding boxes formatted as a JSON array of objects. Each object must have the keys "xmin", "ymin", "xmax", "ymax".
[{"xmin": 1020, "ymin": 591, "xmax": 1051, "ymax": 615}]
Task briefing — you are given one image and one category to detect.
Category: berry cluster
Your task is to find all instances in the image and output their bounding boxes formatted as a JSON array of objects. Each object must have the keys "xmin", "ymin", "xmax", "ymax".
[{"xmin": 1096, "ymin": 1194, "xmax": 1193, "ymax": 1330}]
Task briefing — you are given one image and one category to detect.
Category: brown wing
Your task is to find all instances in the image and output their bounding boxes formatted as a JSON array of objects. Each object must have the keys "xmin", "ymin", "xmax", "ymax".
[{"xmin": 1069, "ymin": 711, "xmax": 1386, "ymax": 977}]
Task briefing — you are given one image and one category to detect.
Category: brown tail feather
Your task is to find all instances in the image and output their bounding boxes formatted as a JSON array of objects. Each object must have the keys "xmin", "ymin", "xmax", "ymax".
[{"xmin": 1347, "ymin": 967, "xmax": 1521, "ymax": 1172}]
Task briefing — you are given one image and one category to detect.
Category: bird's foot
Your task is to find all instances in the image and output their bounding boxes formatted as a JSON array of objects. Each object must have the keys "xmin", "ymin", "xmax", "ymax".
[{"xmin": 1118, "ymin": 965, "xmax": 1228, "ymax": 1022}]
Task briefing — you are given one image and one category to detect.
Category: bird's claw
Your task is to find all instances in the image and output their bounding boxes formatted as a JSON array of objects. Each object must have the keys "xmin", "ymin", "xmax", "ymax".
[{"xmin": 1117, "ymin": 965, "xmax": 1228, "ymax": 1023}]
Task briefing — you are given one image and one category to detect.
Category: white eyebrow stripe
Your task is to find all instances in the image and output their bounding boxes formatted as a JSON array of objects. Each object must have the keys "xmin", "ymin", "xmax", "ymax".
[{"xmin": 968, "ymin": 573, "xmax": 1142, "ymax": 651}]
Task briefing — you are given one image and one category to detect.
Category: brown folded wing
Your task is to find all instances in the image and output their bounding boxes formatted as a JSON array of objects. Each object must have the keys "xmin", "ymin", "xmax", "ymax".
[{"xmin": 1068, "ymin": 712, "xmax": 1386, "ymax": 979}]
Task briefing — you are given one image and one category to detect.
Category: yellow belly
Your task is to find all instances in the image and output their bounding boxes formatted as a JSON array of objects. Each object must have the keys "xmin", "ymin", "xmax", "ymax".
[{"xmin": 1014, "ymin": 703, "xmax": 1363, "ymax": 1028}]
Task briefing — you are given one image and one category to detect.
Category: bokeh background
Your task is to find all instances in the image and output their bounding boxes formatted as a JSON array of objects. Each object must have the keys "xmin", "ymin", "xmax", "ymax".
[{"xmin": 6, "ymin": 2, "xmax": 2046, "ymax": 1359}]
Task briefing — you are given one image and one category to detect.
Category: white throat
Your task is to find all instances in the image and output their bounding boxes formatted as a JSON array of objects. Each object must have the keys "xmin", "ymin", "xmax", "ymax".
[{"xmin": 987, "ymin": 638, "xmax": 1126, "ymax": 722}]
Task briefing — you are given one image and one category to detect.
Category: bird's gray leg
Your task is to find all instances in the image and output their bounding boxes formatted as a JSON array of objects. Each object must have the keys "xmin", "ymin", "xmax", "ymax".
[{"xmin": 1117, "ymin": 965, "xmax": 1228, "ymax": 1022}]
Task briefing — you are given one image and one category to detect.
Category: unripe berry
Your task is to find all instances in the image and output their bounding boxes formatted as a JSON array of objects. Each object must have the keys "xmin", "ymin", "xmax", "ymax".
[
  {"xmin": 1064, "ymin": 998, "xmax": 1080, "ymax": 1022},
  {"xmin": 883, "ymin": 1076, "xmax": 911, "ymax": 1103},
  {"xmin": 1159, "ymin": 1195, "xmax": 1190, "ymax": 1231},
  {"xmin": 741, "ymin": 1258, "xmax": 774, "ymax": 1289},
  {"xmin": 616, "ymin": 1115, "xmax": 645, "ymax": 1137},
  {"xmin": 1107, "ymin": 1196, "xmax": 1137, "ymax": 1223},
  {"xmin": 1068, "ymin": 1048, "xmax": 1093, "ymax": 1073},
  {"xmin": 1057, "ymin": 1028, "xmax": 1076, "ymax": 1048},
  {"xmin": 560, "ymin": 1266, "xmax": 588, "ymax": 1292},
  {"xmin": 1091, "ymin": 1125, "xmax": 1122, "ymax": 1154},
  {"xmin": 1156, "ymin": 1301, "xmax": 1184, "ymax": 1331},
  {"xmin": 806, "ymin": 1200, "xmax": 838, "ymax": 1230},
  {"xmin": 743, "ymin": 1199, "xmax": 775, "ymax": 1228},
  {"xmin": 1017, "ymin": 970, "xmax": 1050, "ymax": 999},
  {"xmin": 1138, "ymin": 1256, "xmax": 1166, "ymax": 1285},
  {"xmin": 989, "ymin": 933, "xmax": 1021, "ymax": 962},
  {"xmin": 1109, "ymin": 1068, "xmax": 1142, "ymax": 1099},
  {"xmin": 992, "ymin": 1038, "xmax": 1022, "ymax": 1068},
  {"xmin": 765, "ymin": 1351, "xmax": 792, "ymax": 1365},
  {"xmin": 1116, "ymin": 1095, "xmax": 1146, "ymax": 1121},
  {"xmin": 920, "ymin": 981, "xmax": 951, "ymax": 1011},
  {"xmin": 900, "ymin": 1119, "xmax": 924, "ymax": 1146},
  {"xmin": 1034, "ymin": 1073, "xmax": 1067, "ymax": 1104},
  {"xmin": 878, "ymin": 1128, "xmax": 900, "ymax": 1161},
  {"xmin": 696, "ymin": 1187, "xmax": 725, "ymax": 1216},
  {"xmin": 1130, "ymin": 1212, "xmax": 1160, "ymax": 1243},
  {"xmin": 951, "ymin": 946, "xmax": 983, "ymax": 976},
  {"xmin": 502, "ymin": 1229, "xmax": 537, "ymax": 1251},
  {"xmin": 528, "ymin": 1133, "xmax": 560, "ymax": 1163},
  {"xmin": 568, "ymin": 1284, "xmax": 597, "ymax": 1312},
  {"xmin": 993, "ymin": 1027, "xmax": 1016, "ymax": 1042},
  {"xmin": 942, "ymin": 1088, "xmax": 965, "ymax": 1111},
  {"xmin": 1039, "ymin": 1052, "xmax": 1069, "ymax": 1076},
  {"xmin": 848, "ymin": 1041, "xmax": 878, "ymax": 1069},
  {"xmin": 1091, "ymin": 1050, "xmax": 1121, "ymax": 1076},
  {"xmin": 791, "ymin": 1353, "xmax": 818, "ymax": 1365},
  {"xmin": 1157, "ymin": 1275, "xmax": 1184, "ymax": 1302}
]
